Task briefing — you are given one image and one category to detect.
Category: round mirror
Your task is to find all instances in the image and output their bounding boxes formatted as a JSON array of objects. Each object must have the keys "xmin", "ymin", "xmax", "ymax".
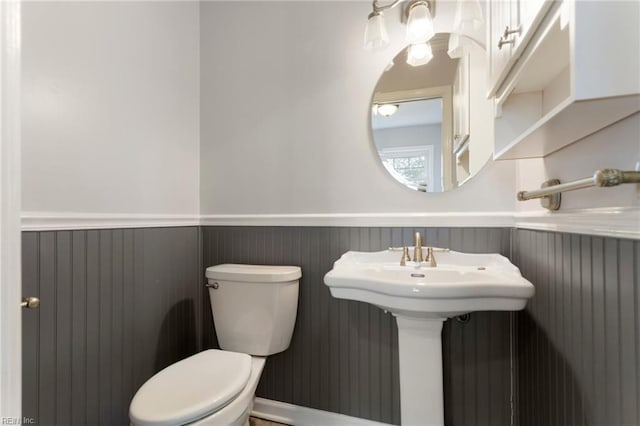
[{"xmin": 370, "ymin": 33, "xmax": 492, "ymax": 193}]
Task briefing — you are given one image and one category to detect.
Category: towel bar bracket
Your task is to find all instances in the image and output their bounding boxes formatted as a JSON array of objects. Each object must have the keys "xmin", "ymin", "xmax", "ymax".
[
  {"xmin": 517, "ymin": 168, "xmax": 640, "ymax": 211},
  {"xmin": 539, "ymin": 179, "xmax": 561, "ymax": 211}
]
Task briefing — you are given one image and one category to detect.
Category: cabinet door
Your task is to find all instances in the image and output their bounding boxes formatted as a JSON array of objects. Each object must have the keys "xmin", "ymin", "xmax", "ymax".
[
  {"xmin": 453, "ymin": 53, "xmax": 470, "ymax": 139},
  {"xmin": 514, "ymin": 0, "xmax": 553, "ymax": 51},
  {"xmin": 488, "ymin": 0, "xmax": 513, "ymax": 95}
]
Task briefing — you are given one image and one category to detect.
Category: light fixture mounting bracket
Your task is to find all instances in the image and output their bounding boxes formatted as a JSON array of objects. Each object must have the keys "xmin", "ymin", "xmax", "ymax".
[
  {"xmin": 372, "ymin": 0, "xmax": 403, "ymax": 14},
  {"xmin": 371, "ymin": 0, "xmax": 435, "ymax": 19}
]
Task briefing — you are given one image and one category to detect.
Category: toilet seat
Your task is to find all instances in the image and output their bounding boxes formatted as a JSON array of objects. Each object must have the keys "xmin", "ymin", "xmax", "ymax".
[{"xmin": 129, "ymin": 350, "xmax": 251, "ymax": 426}]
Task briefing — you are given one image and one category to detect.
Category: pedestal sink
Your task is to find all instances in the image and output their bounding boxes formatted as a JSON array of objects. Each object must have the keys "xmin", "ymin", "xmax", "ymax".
[{"xmin": 323, "ymin": 247, "xmax": 534, "ymax": 426}]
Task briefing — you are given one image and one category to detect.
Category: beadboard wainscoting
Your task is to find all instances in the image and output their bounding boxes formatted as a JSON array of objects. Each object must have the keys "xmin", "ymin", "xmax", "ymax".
[
  {"xmin": 21, "ymin": 227, "xmax": 203, "ymax": 426},
  {"xmin": 512, "ymin": 229, "xmax": 640, "ymax": 426},
  {"xmin": 23, "ymin": 225, "xmax": 635, "ymax": 426},
  {"xmin": 202, "ymin": 226, "xmax": 514, "ymax": 426}
]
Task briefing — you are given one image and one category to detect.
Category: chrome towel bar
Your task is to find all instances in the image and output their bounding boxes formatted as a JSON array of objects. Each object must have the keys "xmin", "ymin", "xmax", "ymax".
[{"xmin": 517, "ymin": 169, "xmax": 640, "ymax": 211}]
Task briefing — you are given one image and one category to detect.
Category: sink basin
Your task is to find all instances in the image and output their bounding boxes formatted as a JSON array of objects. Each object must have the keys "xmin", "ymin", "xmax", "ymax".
[
  {"xmin": 324, "ymin": 249, "xmax": 534, "ymax": 318},
  {"xmin": 323, "ymin": 248, "xmax": 534, "ymax": 426}
]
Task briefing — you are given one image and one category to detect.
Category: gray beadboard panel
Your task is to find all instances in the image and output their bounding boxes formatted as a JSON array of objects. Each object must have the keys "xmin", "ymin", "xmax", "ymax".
[
  {"xmin": 22, "ymin": 227, "xmax": 202, "ymax": 426},
  {"xmin": 513, "ymin": 229, "xmax": 640, "ymax": 426},
  {"xmin": 201, "ymin": 226, "xmax": 513, "ymax": 426}
]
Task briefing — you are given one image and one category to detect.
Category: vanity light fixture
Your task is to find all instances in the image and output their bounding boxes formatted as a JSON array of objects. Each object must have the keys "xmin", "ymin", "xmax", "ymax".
[
  {"xmin": 363, "ymin": 0, "xmax": 436, "ymax": 53},
  {"xmin": 406, "ymin": 1, "xmax": 434, "ymax": 44},
  {"xmin": 364, "ymin": 9, "xmax": 390, "ymax": 51},
  {"xmin": 377, "ymin": 103, "xmax": 400, "ymax": 117}
]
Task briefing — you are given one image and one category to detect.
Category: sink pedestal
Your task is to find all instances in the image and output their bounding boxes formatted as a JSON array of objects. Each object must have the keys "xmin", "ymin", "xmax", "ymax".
[
  {"xmin": 324, "ymin": 248, "xmax": 535, "ymax": 425},
  {"xmin": 396, "ymin": 316, "xmax": 445, "ymax": 426}
]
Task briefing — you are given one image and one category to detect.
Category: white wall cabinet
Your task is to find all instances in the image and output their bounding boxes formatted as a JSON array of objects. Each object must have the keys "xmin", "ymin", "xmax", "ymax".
[
  {"xmin": 486, "ymin": 0, "xmax": 640, "ymax": 160},
  {"xmin": 453, "ymin": 53, "xmax": 470, "ymax": 145},
  {"xmin": 487, "ymin": 0, "xmax": 552, "ymax": 98},
  {"xmin": 487, "ymin": 0, "xmax": 514, "ymax": 96},
  {"xmin": 453, "ymin": 53, "xmax": 471, "ymax": 185}
]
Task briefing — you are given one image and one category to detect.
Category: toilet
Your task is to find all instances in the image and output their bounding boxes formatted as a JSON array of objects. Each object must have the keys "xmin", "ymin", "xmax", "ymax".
[{"xmin": 129, "ymin": 264, "xmax": 301, "ymax": 426}]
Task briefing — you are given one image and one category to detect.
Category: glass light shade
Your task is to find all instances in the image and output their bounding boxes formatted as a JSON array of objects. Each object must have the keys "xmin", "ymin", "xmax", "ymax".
[
  {"xmin": 406, "ymin": 2, "xmax": 435, "ymax": 44},
  {"xmin": 377, "ymin": 104, "xmax": 399, "ymax": 117},
  {"xmin": 364, "ymin": 12, "xmax": 390, "ymax": 51},
  {"xmin": 452, "ymin": 0, "xmax": 484, "ymax": 33},
  {"xmin": 406, "ymin": 42, "xmax": 433, "ymax": 67}
]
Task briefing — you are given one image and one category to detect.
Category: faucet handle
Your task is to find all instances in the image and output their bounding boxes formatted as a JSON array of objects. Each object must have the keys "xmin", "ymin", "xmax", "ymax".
[
  {"xmin": 400, "ymin": 247, "xmax": 411, "ymax": 266},
  {"xmin": 426, "ymin": 247, "xmax": 437, "ymax": 267}
]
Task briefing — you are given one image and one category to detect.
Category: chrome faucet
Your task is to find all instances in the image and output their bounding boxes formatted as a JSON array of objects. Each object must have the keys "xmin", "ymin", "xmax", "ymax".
[{"xmin": 413, "ymin": 232, "xmax": 423, "ymax": 262}]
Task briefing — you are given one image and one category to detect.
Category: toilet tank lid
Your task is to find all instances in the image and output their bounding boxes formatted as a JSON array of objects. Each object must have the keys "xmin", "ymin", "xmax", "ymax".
[{"xmin": 206, "ymin": 264, "xmax": 301, "ymax": 282}]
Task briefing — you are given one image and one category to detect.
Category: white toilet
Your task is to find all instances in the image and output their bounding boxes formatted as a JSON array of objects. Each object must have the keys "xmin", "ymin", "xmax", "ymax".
[{"xmin": 129, "ymin": 264, "xmax": 301, "ymax": 426}]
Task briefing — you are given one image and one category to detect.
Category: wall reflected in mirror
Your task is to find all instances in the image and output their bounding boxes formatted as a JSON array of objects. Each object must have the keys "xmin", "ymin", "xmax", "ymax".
[
  {"xmin": 370, "ymin": 33, "xmax": 493, "ymax": 193},
  {"xmin": 373, "ymin": 98, "xmax": 443, "ymax": 192}
]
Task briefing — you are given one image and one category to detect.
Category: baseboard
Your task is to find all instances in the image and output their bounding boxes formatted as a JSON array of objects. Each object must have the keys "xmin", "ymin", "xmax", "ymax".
[
  {"xmin": 514, "ymin": 206, "xmax": 640, "ymax": 239},
  {"xmin": 21, "ymin": 212, "xmax": 201, "ymax": 231},
  {"xmin": 251, "ymin": 398, "xmax": 392, "ymax": 426}
]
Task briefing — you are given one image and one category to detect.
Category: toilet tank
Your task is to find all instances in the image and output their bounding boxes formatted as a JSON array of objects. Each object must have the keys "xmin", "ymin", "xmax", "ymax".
[{"xmin": 205, "ymin": 264, "xmax": 301, "ymax": 356}]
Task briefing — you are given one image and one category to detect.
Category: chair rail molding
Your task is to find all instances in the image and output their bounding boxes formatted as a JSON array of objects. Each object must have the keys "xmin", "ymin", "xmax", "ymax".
[
  {"xmin": 21, "ymin": 212, "xmax": 201, "ymax": 231},
  {"xmin": 199, "ymin": 212, "xmax": 515, "ymax": 228},
  {"xmin": 514, "ymin": 206, "xmax": 640, "ymax": 239},
  {"xmin": 19, "ymin": 209, "xmax": 640, "ymax": 240}
]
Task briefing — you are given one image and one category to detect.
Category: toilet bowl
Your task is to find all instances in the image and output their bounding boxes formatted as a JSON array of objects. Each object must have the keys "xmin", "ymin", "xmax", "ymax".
[{"xmin": 129, "ymin": 264, "xmax": 301, "ymax": 426}]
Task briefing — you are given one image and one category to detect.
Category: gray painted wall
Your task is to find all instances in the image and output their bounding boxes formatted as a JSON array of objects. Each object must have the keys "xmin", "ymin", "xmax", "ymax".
[
  {"xmin": 512, "ymin": 229, "xmax": 640, "ymax": 426},
  {"xmin": 23, "ymin": 226, "xmax": 634, "ymax": 426},
  {"xmin": 19, "ymin": 226, "xmax": 516, "ymax": 426},
  {"xmin": 21, "ymin": 227, "xmax": 202, "ymax": 426},
  {"xmin": 202, "ymin": 226, "xmax": 514, "ymax": 425}
]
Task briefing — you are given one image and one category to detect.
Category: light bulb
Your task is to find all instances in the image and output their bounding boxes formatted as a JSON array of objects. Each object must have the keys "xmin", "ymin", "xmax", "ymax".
[
  {"xmin": 364, "ymin": 12, "xmax": 390, "ymax": 51},
  {"xmin": 406, "ymin": 42, "xmax": 433, "ymax": 66},
  {"xmin": 406, "ymin": 2, "xmax": 435, "ymax": 44},
  {"xmin": 377, "ymin": 104, "xmax": 399, "ymax": 117}
]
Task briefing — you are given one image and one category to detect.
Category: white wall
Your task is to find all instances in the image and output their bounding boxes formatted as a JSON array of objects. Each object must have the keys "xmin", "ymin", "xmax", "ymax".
[
  {"xmin": 21, "ymin": 1, "xmax": 637, "ymax": 229},
  {"xmin": 515, "ymin": 113, "xmax": 640, "ymax": 213},
  {"xmin": 374, "ymin": 124, "xmax": 442, "ymax": 149},
  {"xmin": 200, "ymin": 1, "xmax": 516, "ymax": 216},
  {"xmin": 468, "ymin": 43, "xmax": 494, "ymax": 176},
  {"xmin": 21, "ymin": 1, "xmax": 200, "ymax": 216}
]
